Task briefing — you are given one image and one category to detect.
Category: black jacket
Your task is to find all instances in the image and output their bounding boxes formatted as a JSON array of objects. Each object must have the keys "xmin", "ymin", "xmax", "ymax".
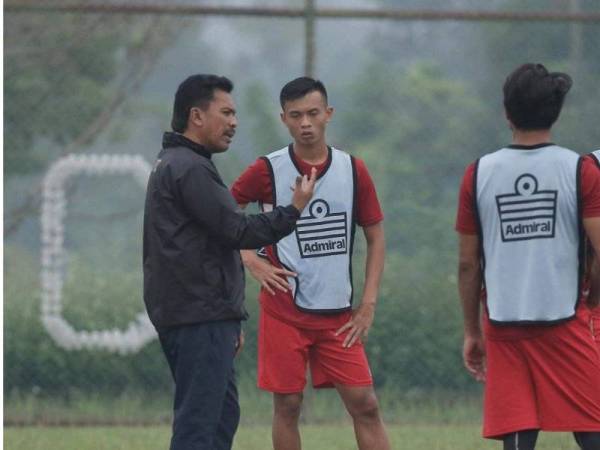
[{"xmin": 143, "ymin": 132, "xmax": 300, "ymax": 329}]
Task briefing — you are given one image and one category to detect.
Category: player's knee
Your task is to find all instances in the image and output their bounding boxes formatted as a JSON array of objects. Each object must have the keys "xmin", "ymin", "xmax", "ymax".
[
  {"xmin": 346, "ymin": 391, "xmax": 381, "ymax": 422},
  {"xmin": 274, "ymin": 393, "xmax": 303, "ymax": 421}
]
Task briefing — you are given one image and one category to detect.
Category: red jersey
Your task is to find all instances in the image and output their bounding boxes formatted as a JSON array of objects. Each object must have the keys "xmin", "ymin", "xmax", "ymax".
[
  {"xmin": 585, "ymin": 153, "xmax": 600, "ymax": 338},
  {"xmin": 232, "ymin": 149, "xmax": 383, "ymax": 329},
  {"xmin": 455, "ymin": 152, "xmax": 600, "ymax": 339}
]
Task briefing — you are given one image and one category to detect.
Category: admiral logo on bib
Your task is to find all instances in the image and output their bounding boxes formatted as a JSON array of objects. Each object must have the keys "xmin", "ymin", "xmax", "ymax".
[
  {"xmin": 295, "ymin": 199, "xmax": 348, "ymax": 258},
  {"xmin": 495, "ymin": 173, "xmax": 557, "ymax": 242}
]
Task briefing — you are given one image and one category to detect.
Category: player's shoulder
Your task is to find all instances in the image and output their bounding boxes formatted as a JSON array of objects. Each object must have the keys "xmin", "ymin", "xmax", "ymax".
[
  {"xmin": 466, "ymin": 144, "xmax": 507, "ymax": 168},
  {"xmin": 328, "ymin": 146, "xmax": 366, "ymax": 169},
  {"xmin": 329, "ymin": 145, "xmax": 356, "ymax": 160},
  {"xmin": 580, "ymin": 152, "xmax": 600, "ymax": 181},
  {"xmin": 550, "ymin": 145, "xmax": 581, "ymax": 164},
  {"xmin": 585, "ymin": 149, "xmax": 600, "ymax": 169},
  {"xmin": 463, "ymin": 160, "xmax": 477, "ymax": 176},
  {"xmin": 352, "ymin": 157, "xmax": 370, "ymax": 177},
  {"xmin": 263, "ymin": 146, "xmax": 290, "ymax": 161},
  {"xmin": 456, "ymin": 161, "xmax": 477, "ymax": 195},
  {"xmin": 478, "ymin": 145, "xmax": 513, "ymax": 164},
  {"xmin": 164, "ymin": 146, "xmax": 215, "ymax": 180},
  {"xmin": 239, "ymin": 154, "xmax": 273, "ymax": 176},
  {"xmin": 342, "ymin": 153, "xmax": 370, "ymax": 180}
]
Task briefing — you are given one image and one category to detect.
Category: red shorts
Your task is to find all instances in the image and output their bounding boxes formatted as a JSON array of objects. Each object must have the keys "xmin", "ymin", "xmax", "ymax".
[
  {"xmin": 257, "ymin": 309, "xmax": 373, "ymax": 393},
  {"xmin": 483, "ymin": 309, "xmax": 600, "ymax": 439}
]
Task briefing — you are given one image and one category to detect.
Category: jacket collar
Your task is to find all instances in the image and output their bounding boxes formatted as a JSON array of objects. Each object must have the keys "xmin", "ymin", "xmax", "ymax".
[{"xmin": 162, "ymin": 132, "xmax": 212, "ymax": 159}]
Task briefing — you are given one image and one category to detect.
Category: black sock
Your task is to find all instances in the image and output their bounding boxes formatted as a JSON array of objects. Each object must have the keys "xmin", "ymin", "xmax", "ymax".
[
  {"xmin": 574, "ymin": 432, "xmax": 600, "ymax": 450},
  {"xmin": 502, "ymin": 430, "xmax": 539, "ymax": 450}
]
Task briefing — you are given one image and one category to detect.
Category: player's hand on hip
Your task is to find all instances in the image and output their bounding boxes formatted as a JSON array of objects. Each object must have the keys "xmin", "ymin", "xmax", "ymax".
[
  {"xmin": 335, "ymin": 303, "xmax": 375, "ymax": 348},
  {"xmin": 245, "ymin": 255, "xmax": 296, "ymax": 295},
  {"xmin": 291, "ymin": 167, "xmax": 317, "ymax": 212},
  {"xmin": 463, "ymin": 332, "xmax": 486, "ymax": 382}
]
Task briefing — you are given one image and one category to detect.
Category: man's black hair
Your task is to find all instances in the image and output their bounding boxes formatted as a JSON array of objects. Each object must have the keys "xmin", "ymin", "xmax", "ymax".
[
  {"xmin": 503, "ymin": 63, "xmax": 572, "ymax": 130},
  {"xmin": 279, "ymin": 77, "xmax": 328, "ymax": 109},
  {"xmin": 171, "ymin": 74, "xmax": 233, "ymax": 133}
]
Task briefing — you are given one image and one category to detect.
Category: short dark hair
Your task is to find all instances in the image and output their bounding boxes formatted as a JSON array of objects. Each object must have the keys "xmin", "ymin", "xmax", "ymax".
[
  {"xmin": 279, "ymin": 77, "xmax": 328, "ymax": 109},
  {"xmin": 171, "ymin": 74, "xmax": 233, "ymax": 133},
  {"xmin": 503, "ymin": 63, "xmax": 572, "ymax": 130}
]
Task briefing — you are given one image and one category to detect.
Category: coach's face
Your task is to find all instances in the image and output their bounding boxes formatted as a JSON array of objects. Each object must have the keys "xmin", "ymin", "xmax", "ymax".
[
  {"xmin": 281, "ymin": 90, "xmax": 333, "ymax": 147},
  {"xmin": 192, "ymin": 90, "xmax": 237, "ymax": 153}
]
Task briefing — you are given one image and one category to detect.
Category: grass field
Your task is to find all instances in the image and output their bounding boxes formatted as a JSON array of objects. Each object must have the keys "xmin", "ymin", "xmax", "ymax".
[
  {"xmin": 4, "ymin": 387, "xmax": 484, "ymax": 426},
  {"xmin": 3, "ymin": 390, "xmax": 584, "ymax": 449},
  {"xmin": 4, "ymin": 424, "xmax": 581, "ymax": 450}
]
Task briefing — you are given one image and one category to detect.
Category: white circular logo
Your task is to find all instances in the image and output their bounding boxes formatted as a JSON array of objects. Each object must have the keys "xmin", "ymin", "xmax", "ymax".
[
  {"xmin": 514, "ymin": 174, "xmax": 538, "ymax": 196},
  {"xmin": 309, "ymin": 199, "xmax": 330, "ymax": 218}
]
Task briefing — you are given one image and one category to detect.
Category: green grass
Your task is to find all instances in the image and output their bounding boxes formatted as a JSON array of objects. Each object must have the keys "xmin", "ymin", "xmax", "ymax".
[
  {"xmin": 2, "ymin": 389, "xmax": 582, "ymax": 449},
  {"xmin": 5, "ymin": 387, "xmax": 483, "ymax": 426},
  {"xmin": 4, "ymin": 391, "xmax": 172, "ymax": 425},
  {"xmin": 3, "ymin": 424, "xmax": 580, "ymax": 450}
]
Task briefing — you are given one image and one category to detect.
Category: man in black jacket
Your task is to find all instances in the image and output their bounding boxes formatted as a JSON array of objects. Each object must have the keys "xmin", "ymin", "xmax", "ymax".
[{"xmin": 143, "ymin": 74, "xmax": 315, "ymax": 450}]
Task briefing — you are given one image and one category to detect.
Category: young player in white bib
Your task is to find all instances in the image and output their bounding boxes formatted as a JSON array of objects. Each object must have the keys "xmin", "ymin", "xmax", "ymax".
[{"xmin": 232, "ymin": 77, "xmax": 390, "ymax": 450}]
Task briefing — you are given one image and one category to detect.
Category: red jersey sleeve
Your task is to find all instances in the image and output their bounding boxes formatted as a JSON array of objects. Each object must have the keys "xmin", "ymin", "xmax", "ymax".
[
  {"xmin": 455, "ymin": 162, "xmax": 478, "ymax": 234},
  {"xmin": 582, "ymin": 156, "xmax": 600, "ymax": 218},
  {"xmin": 230, "ymin": 158, "xmax": 273, "ymax": 205},
  {"xmin": 354, "ymin": 158, "xmax": 384, "ymax": 227}
]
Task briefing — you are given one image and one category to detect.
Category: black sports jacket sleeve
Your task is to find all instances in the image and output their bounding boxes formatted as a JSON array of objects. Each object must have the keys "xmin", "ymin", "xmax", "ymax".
[{"xmin": 178, "ymin": 159, "xmax": 300, "ymax": 249}]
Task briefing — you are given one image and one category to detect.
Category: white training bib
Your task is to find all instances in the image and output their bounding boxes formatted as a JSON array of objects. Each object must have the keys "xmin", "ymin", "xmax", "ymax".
[
  {"xmin": 475, "ymin": 145, "xmax": 582, "ymax": 324},
  {"xmin": 262, "ymin": 145, "xmax": 356, "ymax": 313}
]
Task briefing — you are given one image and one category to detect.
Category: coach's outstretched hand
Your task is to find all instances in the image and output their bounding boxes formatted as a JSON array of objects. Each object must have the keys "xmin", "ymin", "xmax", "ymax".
[
  {"xmin": 463, "ymin": 332, "xmax": 486, "ymax": 382},
  {"xmin": 291, "ymin": 167, "xmax": 317, "ymax": 213}
]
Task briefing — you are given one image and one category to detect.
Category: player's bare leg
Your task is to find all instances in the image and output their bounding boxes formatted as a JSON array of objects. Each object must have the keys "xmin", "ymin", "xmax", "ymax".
[
  {"xmin": 335, "ymin": 384, "xmax": 390, "ymax": 450},
  {"xmin": 272, "ymin": 392, "xmax": 303, "ymax": 450}
]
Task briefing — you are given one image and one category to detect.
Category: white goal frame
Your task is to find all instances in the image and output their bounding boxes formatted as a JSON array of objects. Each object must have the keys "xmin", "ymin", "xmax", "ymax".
[{"xmin": 40, "ymin": 154, "xmax": 156, "ymax": 353}]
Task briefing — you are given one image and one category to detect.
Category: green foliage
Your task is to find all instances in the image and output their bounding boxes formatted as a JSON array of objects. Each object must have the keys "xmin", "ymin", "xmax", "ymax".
[
  {"xmin": 368, "ymin": 253, "xmax": 471, "ymax": 390},
  {"xmin": 3, "ymin": 14, "xmax": 180, "ymax": 176},
  {"xmin": 338, "ymin": 61, "xmax": 490, "ymax": 255},
  {"xmin": 243, "ymin": 81, "xmax": 285, "ymax": 154},
  {"xmin": 480, "ymin": 0, "xmax": 600, "ymax": 151},
  {"xmin": 4, "ymin": 14, "xmax": 126, "ymax": 173},
  {"xmin": 3, "ymin": 245, "xmax": 171, "ymax": 397}
]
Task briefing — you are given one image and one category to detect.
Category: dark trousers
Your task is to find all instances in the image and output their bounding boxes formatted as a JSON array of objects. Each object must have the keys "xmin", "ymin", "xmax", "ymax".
[{"xmin": 159, "ymin": 320, "xmax": 241, "ymax": 450}]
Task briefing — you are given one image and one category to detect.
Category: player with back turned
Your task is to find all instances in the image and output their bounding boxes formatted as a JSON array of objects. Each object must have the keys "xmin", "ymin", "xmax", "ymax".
[{"xmin": 456, "ymin": 63, "xmax": 600, "ymax": 450}]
